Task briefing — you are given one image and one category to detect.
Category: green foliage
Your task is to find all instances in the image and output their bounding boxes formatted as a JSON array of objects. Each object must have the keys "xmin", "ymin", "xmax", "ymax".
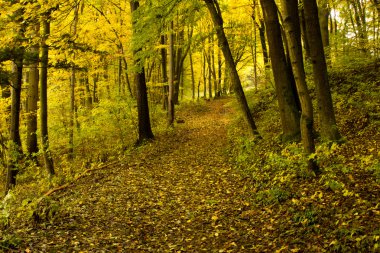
[
  {"xmin": 0, "ymin": 234, "xmax": 21, "ymax": 251},
  {"xmin": 227, "ymin": 58, "xmax": 379, "ymax": 251}
]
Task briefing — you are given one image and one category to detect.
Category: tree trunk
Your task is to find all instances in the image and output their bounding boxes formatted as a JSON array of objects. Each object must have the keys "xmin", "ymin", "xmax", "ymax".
[
  {"xmin": 204, "ymin": 0, "xmax": 260, "ymax": 136},
  {"xmin": 304, "ymin": 0, "xmax": 341, "ymax": 142},
  {"xmin": 281, "ymin": 0, "xmax": 319, "ymax": 173},
  {"xmin": 6, "ymin": 57, "xmax": 23, "ymax": 193},
  {"xmin": 40, "ymin": 18, "xmax": 55, "ymax": 176},
  {"xmin": 69, "ymin": 3, "xmax": 79, "ymax": 159},
  {"xmin": 168, "ymin": 21, "xmax": 175, "ymax": 126},
  {"xmin": 190, "ymin": 49, "xmax": 195, "ymax": 100},
  {"xmin": 160, "ymin": 35, "xmax": 168, "ymax": 110},
  {"xmin": 173, "ymin": 30, "xmax": 183, "ymax": 104},
  {"xmin": 26, "ymin": 27, "xmax": 39, "ymax": 157},
  {"xmin": 122, "ymin": 58, "xmax": 132, "ymax": 97},
  {"xmin": 258, "ymin": 20, "xmax": 269, "ymax": 68},
  {"xmin": 319, "ymin": 0, "xmax": 330, "ymax": 48},
  {"xmin": 130, "ymin": 0, "xmax": 154, "ymax": 143},
  {"xmin": 217, "ymin": 48, "xmax": 222, "ymax": 95},
  {"xmin": 260, "ymin": 0, "xmax": 301, "ymax": 142},
  {"xmin": 299, "ymin": 5, "xmax": 311, "ymax": 59}
]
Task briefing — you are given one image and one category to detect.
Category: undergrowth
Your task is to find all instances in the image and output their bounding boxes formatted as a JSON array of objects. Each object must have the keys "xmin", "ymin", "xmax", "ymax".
[{"xmin": 227, "ymin": 58, "xmax": 379, "ymax": 251}]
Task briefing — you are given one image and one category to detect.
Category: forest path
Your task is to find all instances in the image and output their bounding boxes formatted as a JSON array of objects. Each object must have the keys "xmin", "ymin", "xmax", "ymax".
[{"xmin": 20, "ymin": 97, "xmax": 260, "ymax": 252}]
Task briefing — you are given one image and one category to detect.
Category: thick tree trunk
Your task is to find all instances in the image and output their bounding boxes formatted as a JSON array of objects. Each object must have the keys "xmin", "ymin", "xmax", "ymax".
[
  {"xmin": 299, "ymin": 5, "xmax": 311, "ymax": 59},
  {"xmin": 319, "ymin": 0, "xmax": 330, "ymax": 48},
  {"xmin": 260, "ymin": 0, "xmax": 301, "ymax": 142},
  {"xmin": 204, "ymin": 0, "xmax": 260, "ymax": 136},
  {"xmin": 130, "ymin": 0, "xmax": 154, "ymax": 143},
  {"xmin": 281, "ymin": 0, "xmax": 319, "ymax": 173},
  {"xmin": 6, "ymin": 58, "xmax": 23, "ymax": 193},
  {"xmin": 26, "ymin": 35, "xmax": 39, "ymax": 156},
  {"xmin": 40, "ymin": 18, "xmax": 55, "ymax": 176},
  {"xmin": 304, "ymin": 0, "xmax": 341, "ymax": 142}
]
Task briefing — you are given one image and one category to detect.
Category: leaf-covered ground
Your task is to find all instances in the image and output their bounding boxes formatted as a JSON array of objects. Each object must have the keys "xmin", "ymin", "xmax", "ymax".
[
  {"xmin": 2, "ymin": 64, "xmax": 380, "ymax": 252},
  {"xmin": 7, "ymin": 98, "xmax": 268, "ymax": 252}
]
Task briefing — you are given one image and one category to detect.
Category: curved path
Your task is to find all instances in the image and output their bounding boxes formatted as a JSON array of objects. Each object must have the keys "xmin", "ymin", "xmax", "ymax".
[{"xmin": 18, "ymin": 98, "xmax": 262, "ymax": 252}]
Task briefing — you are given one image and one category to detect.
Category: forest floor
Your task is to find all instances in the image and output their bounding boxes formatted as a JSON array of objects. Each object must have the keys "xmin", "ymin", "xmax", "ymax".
[
  {"xmin": 1, "ymin": 61, "xmax": 380, "ymax": 252},
  {"xmin": 7, "ymin": 97, "xmax": 267, "ymax": 252}
]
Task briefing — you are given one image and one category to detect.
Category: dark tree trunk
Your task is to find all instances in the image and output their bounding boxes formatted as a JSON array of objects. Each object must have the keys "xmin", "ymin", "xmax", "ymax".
[
  {"xmin": 168, "ymin": 21, "xmax": 175, "ymax": 126},
  {"xmin": 304, "ymin": 0, "xmax": 341, "ymax": 142},
  {"xmin": 160, "ymin": 35, "xmax": 168, "ymax": 109},
  {"xmin": 130, "ymin": 0, "xmax": 154, "ymax": 143},
  {"xmin": 6, "ymin": 57, "xmax": 23, "ymax": 193},
  {"xmin": 299, "ymin": 5, "xmax": 311, "ymax": 59},
  {"xmin": 260, "ymin": 0, "xmax": 301, "ymax": 142},
  {"xmin": 258, "ymin": 20, "xmax": 270, "ymax": 67},
  {"xmin": 40, "ymin": 18, "xmax": 55, "ymax": 176},
  {"xmin": 93, "ymin": 73, "xmax": 99, "ymax": 103},
  {"xmin": 281, "ymin": 0, "xmax": 319, "ymax": 174},
  {"xmin": 173, "ymin": 30, "xmax": 183, "ymax": 104},
  {"xmin": 204, "ymin": 0, "xmax": 260, "ymax": 136}
]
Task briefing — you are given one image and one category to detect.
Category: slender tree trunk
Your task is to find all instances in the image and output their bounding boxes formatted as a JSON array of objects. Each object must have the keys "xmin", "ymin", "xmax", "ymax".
[
  {"xmin": 217, "ymin": 48, "xmax": 222, "ymax": 95},
  {"xmin": 40, "ymin": 18, "xmax": 55, "ymax": 176},
  {"xmin": 69, "ymin": 3, "xmax": 79, "ymax": 159},
  {"xmin": 258, "ymin": 20, "xmax": 269, "ymax": 68},
  {"xmin": 203, "ymin": 53, "xmax": 207, "ymax": 98},
  {"xmin": 260, "ymin": 0, "xmax": 301, "ymax": 142},
  {"xmin": 85, "ymin": 73, "xmax": 92, "ymax": 109},
  {"xmin": 190, "ymin": 49, "xmax": 195, "ymax": 100},
  {"xmin": 168, "ymin": 21, "xmax": 175, "ymax": 126},
  {"xmin": 6, "ymin": 57, "xmax": 23, "ymax": 193},
  {"xmin": 118, "ymin": 56, "xmax": 122, "ymax": 95},
  {"xmin": 160, "ymin": 35, "xmax": 168, "ymax": 110},
  {"xmin": 130, "ymin": 0, "xmax": 154, "ymax": 142},
  {"xmin": 93, "ymin": 73, "xmax": 99, "ymax": 103},
  {"xmin": 204, "ymin": 0, "xmax": 260, "ymax": 136},
  {"xmin": 281, "ymin": 0, "xmax": 319, "ymax": 173},
  {"xmin": 173, "ymin": 30, "xmax": 183, "ymax": 104},
  {"xmin": 122, "ymin": 58, "xmax": 132, "ymax": 97},
  {"xmin": 304, "ymin": 0, "xmax": 341, "ymax": 142}
]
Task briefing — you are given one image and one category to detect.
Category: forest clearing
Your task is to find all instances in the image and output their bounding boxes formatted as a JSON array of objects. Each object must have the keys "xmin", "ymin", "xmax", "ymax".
[{"xmin": 1, "ymin": 0, "xmax": 380, "ymax": 252}]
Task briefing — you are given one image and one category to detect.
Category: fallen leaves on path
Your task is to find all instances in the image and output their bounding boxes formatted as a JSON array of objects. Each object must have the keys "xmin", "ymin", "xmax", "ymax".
[{"xmin": 12, "ymin": 98, "xmax": 263, "ymax": 252}]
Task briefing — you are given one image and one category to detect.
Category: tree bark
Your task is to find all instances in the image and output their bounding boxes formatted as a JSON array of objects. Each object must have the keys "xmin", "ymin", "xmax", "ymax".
[
  {"xmin": 168, "ymin": 21, "xmax": 175, "ymax": 126},
  {"xmin": 6, "ymin": 57, "xmax": 23, "ymax": 193},
  {"xmin": 26, "ymin": 25, "xmax": 39, "ymax": 157},
  {"xmin": 40, "ymin": 18, "xmax": 55, "ymax": 176},
  {"xmin": 160, "ymin": 35, "xmax": 168, "ymax": 109},
  {"xmin": 130, "ymin": 0, "xmax": 154, "ymax": 143},
  {"xmin": 318, "ymin": 0, "xmax": 330, "ymax": 48},
  {"xmin": 260, "ymin": 0, "xmax": 301, "ymax": 142},
  {"xmin": 304, "ymin": 0, "xmax": 341, "ymax": 142},
  {"xmin": 189, "ymin": 49, "xmax": 195, "ymax": 100},
  {"xmin": 281, "ymin": 0, "xmax": 319, "ymax": 173},
  {"xmin": 299, "ymin": 6, "xmax": 311, "ymax": 59},
  {"xmin": 204, "ymin": 0, "xmax": 260, "ymax": 136}
]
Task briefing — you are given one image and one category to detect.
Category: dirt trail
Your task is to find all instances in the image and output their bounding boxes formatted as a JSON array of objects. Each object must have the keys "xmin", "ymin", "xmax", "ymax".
[{"xmin": 17, "ymin": 98, "xmax": 261, "ymax": 252}]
